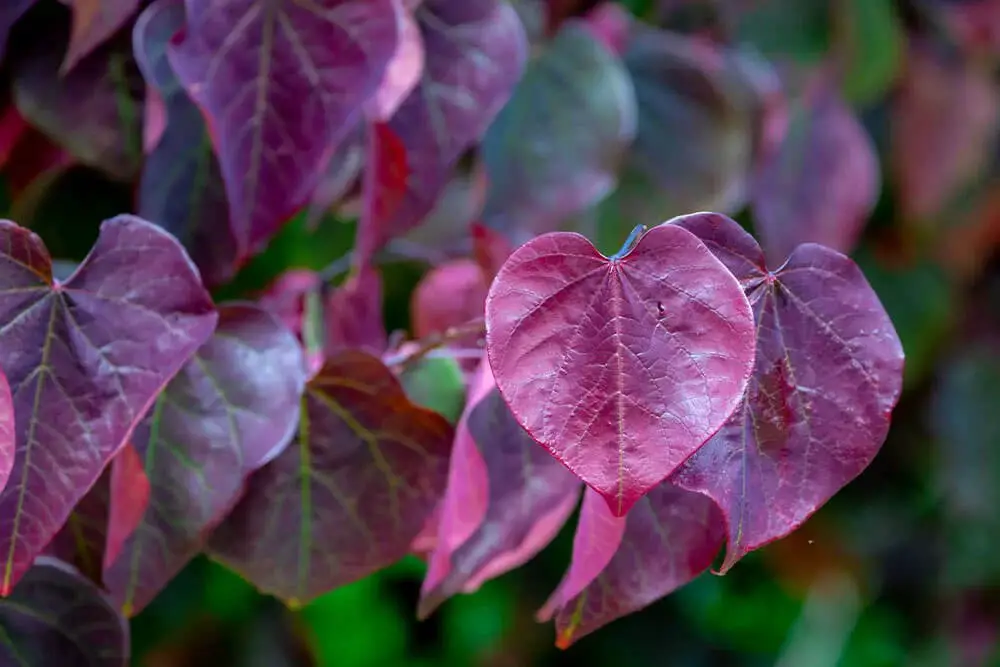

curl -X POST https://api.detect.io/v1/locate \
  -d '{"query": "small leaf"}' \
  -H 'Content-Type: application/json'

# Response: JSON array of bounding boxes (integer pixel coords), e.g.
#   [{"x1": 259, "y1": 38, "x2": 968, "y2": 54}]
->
[
  {"x1": 62, "y1": 0, "x2": 142, "y2": 74},
  {"x1": 45, "y1": 468, "x2": 111, "y2": 586},
  {"x1": 208, "y1": 350, "x2": 453, "y2": 606},
  {"x1": 0, "y1": 1, "x2": 35, "y2": 62},
  {"x1": 103, "y1": 303, "x2": 305, "y2": 616},
  {"x1": 324, "y1": 266, "x2": 387, "y2": 356},
  {"x1": 485, "y1": 224, "x2": 756, "y2": 516},
  {"x1": 411, "y1": 259, "x2": 488, "y2": 339},
  {"x1": 481, "y1": 21, "x2": 637, "y2": 235},
  {"x1": 0, "y1": 215, "x2": 217, "y2": 594},
  {"x1": 0, "y1": 558, "x2": 128, "y2": 666},
  {"x1": 167, "y1": 0, "x2": 399, "y2": 257},
  {"x1": 539, "y1": 485, "x2": 723, "y2": 648},
  {"x1": 669, "y1": 212, "x2": 904, "y2": 571}
]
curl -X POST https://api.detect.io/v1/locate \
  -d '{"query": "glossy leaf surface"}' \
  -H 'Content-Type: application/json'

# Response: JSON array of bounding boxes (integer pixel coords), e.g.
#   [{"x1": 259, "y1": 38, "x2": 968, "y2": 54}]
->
[
  {"x1": 62, "y1": 0, "x2": 142, "y2": 74},
  {"x1": 670, "y1": 212, "x2": 905, "y2": 570},
  {"x1": 0, "y1": 215, "x2": 217, "y2": 594},
  {"x1": 209, "y1": 351, "x2": 452, "y2": 605},
  {"x1": 485, "y1": 224, "x2": 756, "y2": 515}
]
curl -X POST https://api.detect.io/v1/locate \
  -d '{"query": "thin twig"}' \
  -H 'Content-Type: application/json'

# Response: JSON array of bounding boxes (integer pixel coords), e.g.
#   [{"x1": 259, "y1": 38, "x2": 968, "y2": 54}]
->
[{"x1": 384, "y1": 318, "x2": 486, "y2": 368}]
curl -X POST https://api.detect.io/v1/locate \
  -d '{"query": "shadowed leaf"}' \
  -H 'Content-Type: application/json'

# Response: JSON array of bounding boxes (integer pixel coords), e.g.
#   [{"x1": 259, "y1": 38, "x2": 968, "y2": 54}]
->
[
  {"x1": 61, "y1": 0, "x2": 142, "y2": 74},
  {"x1": 0, "y1": 1, "x2": 34, "y2": 63},
  {"x1": 103, "y1": 442, "x2": 150, "y2": 574},
  {"x1": 324, "y1": 266, "x2": 387, "y2": 356},
  {"x1": 45, "y1": 468, "x2": 111, "y2": 586}
]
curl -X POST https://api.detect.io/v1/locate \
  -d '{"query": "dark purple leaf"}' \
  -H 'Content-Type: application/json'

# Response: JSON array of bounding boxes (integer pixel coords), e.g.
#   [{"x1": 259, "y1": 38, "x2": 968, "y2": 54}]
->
[
  {"x1": 353, "y1": 122, "x2": 411, "y2": 269},
  {"x1": 44, "y1": 469, "x2": 111, "y2": 586},
  {"x1": 480, "y1": 21, "x2": 636, "y2": 235},
  {"x1": 0, "y1": 558, "x2": 128, "y2": 666},
  {"x1": 669, "y1": 212, "x2": 904, "y2": 571},
  {"x1": 167, "y1": 0, "x2": 399, "y2": 257},
  {"x1": 208, "y1": 350, "x2": 453, "y2": 606},
  {"x1": 134, "y1": 0, "x2": 239, "y2": 288},
  {"x1": 0, "y1": 1, "x2": 35, "y2": 63},
  {"x1": 539, "y1": 485, "x2": 723, "y2": 647},
  {"x1": 324, "y1": 267, "x2": 387, "y2": 356},
  {"x1": 0, "y1": 215, "x2": 217, "y2": 594},
  {"x1": 305, "y1": 124, "x2": 365, "y2": 230},
  {"x1": 62, "y1": 0, "x2": 142, "y2": 74},
  {"x1": 485, "y1": 224, "x2": 756, "y2": 516},
  {"x1": 751, "y1": 72, "x2": 879, "y2": 263}
]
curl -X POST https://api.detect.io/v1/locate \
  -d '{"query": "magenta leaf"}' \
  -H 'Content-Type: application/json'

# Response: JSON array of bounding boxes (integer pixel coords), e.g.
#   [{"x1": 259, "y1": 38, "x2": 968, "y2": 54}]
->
[
  {"x1": 134, "y1": 0, "x2": 239, "y2": 288},
  {"x1": 208, "y1": 350, "x2": 453, "y2": 606},
  {"x1": 305, "y1": 123, "x2": 365, "y2": 229},
  {"x1": 750, "y1": 73, "x2": 880, "y2": 263},
  {"x1": 353, "y1": 122, "x2": 411, "y2": 268},
  {"x1": 539, "y1": 485, "x2": 723, "y2": 648},
  {"x1": 0, "y1": 558, "x2": 128, "y2": 665},
  {"x1": 485, "y1": 224, "x2": 756, "y2": 516},
  {"x1": 369, "y1": 0, "x2": 424, "y2": 122},
  {"x1": 62, "y1": 0, "x2": 142, "y2": 74},
  {"x1": 420, "y1": 362, "x2": 580, "y2": 618},
  {"x1": 167, "y1": 0, "x2": 399, "y2": 257},
  {"x1": 45, "y1": 468, "x2": 111, "y2": 586},
  {"x1": 0, "y1": 1, "x2": 35, "y2": 63},
  {"x1": 411, "y1": 259, "x2": 488, "y2": 339},
  {"x1": 0, "y1": 215, "x2": 217, "y2": 594},
  {"x1": 102, "y1": 303, "x2": 305, "y2": 616},
  {"x1": 0, "y1": 369, "x2": 11, "y2": 494},
  {"x1": 669, "y1": 212, "x2": 905, "y2": 571}
]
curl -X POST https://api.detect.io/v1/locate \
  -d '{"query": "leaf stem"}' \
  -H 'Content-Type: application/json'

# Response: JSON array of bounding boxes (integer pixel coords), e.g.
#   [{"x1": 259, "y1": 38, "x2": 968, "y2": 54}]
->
[{"x1": 383, "y1": 318, "x2": 486, "y2": 368}]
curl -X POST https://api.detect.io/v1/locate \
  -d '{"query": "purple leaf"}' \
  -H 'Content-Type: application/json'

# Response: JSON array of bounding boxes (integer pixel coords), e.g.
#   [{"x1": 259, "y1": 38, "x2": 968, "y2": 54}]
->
[
  {"x1": 0, "y1": 215, "x2": 217, "y2": 594},
  {"x1": 751, "y1": 72, "x2": 879, "y2": 263},
  {"x1": 420, "y1": 362, "x2": 580, "y2": 617},
  {"x1": 103, "y1": 442, "x2": 151, "y2": 574},
  {"x1": 368, "y1": 0, "x2": 424, "y2": 121},
  {"x1": 324, "y1": 267, "x2": 387, "y2": 356},
  {"x1": 353, "y1": 121, "x2": 411, "y2": 269},
  {"x1": 0, "y1": 1, "x2": 35, "y2": 63},
  {"x1": 134, "y1": 0, "x2": 239, "y2": 288},
  {"x1": 539, "y1": 485, "x2": 723, "y2": 648},
  {"x1": 485, "y1": 224, "x2": 756, "y2": 516},
  {"x1": 305, "y1": 123, "x2": 365, "y2": 230},
  {"x1": 0, "y1": 558, "x2": 128, "y2": 666},
  {"x1": 167, "y1": 0, "x2": 399, "y2": 258},
  {"x1": 61, "y1": 0, "x2": 142, "y2": 74},
  {"x1": 669, "y1": 212, "x2": 904, "y2": 571},
  {"x1": 103, "y1": 303, "x2": 305, "y2": 616},
  {"x1": 481, "y1": 21, "x2": 637, "y2": 235},
  {"x1": 0, "y1": 369, "x2": 12, "y2": 493},
  {"x1": 208, "y1": 350, "x2": 453, "y2": 606},
  {"x1": 45, "y1": 469, "x2": 111, "y2": 587}
]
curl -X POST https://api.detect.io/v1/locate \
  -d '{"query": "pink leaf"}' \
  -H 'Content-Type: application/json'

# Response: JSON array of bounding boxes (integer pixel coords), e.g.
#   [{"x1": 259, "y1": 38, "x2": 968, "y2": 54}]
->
[
  {"x1": 103, "y1": 443, "x2": 150, "y2": 572},
  {"x1": 324, "y1": 266, "x2": 387, "y2": 356},
  {"x1": 411, "y1": 259, "x2": 488, "y2": 339},
  {"x1": 354, "y1": 122, "x2": 411, "y2": 269},
  {"x1": 368, "y1": 0, "x2": 425, "y2": 121}
]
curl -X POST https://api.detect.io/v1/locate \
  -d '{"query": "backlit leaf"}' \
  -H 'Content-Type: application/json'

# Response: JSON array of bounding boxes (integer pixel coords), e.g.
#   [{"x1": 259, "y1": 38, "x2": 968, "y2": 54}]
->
[
  {"x1": 485, "y1": 224, "x2": 756, "y2": 515},
  {"x1": 400, "y1": 356, "x2": 466, "y2": 424},
  {"x1": 0, "y1": 558, "x2": 128, "y2": 666},
  {"x1": 669, "y1": 212, "x2": 904, "y2": 571},
  {"x1": 62, "y1": 0, "x2": 142, "y2": 74},
  {"x1": 104, "y1": 303, "x2": 305, "y2": 616},
  {"x1": 0, "y1": 215, "x2": 217, "y2": 594},
  {"x1": 208, "y1": 350, "x2": 453, "y2": 606},
  {"x1": 167, "y1": 0, "x2": 399, "y2": 257},
  {"x1": 481, "y1": 21, "x2": 637, "y2": 235}
]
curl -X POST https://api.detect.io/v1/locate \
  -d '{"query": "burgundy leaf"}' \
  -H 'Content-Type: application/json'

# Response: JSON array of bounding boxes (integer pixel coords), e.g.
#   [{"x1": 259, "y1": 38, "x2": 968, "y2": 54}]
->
[
  {"x1": 0, "y1": 1, "x2": 35, "y2": 62},
  {"x1": 471, "y1": 222, "x2": 512, "y2": 280},
  {"x1": 324, "y1": 267, "x2": 387, "y2": 356},
  {"x1": 45, "y1": 468, "x2": 111, "y2": 586},
  {"x1": 103, "y1": 303, "x2": 305, "y2": 616},
  {"x1": 411, "y1": 259, "x2": 488, "y2": 339},
  {"x1": 420, "y1": 362, "x2": 580, "y2": 617},
  {"x1": 167, "y1": 0, "x2": 399, "y2": 257},
  {"x1": 0, "y1": 106, "x2": 29, "y2": 168},
  {"x1": 134, "y1": 0, "x2": 239, "y2": 288},
  {"x1": 61, "y1": 0, "x2": 142, "y2": 74},
  {"x1": 539, "y1": 485, "x2": 723, "y2": 648},
  {"x1": 0, "y1": 215, "x2": 217, "y2": 594},
  {"x1": 485, "y1": 224, "x2": 756, "y2": 515},
  {"x1": 103, "y1": 443, "x2": 150, "y2": 573},
  {"x1": 751, "y1": 73, "x2": 879, "y2": 263},
  {"x1": 354, "y1": 122, "x2": 411, "y2": 269},
  {"x1": 208, "y1": 350, "x2": 452, "y2": 606},
  {"x1": 669, "y1": 212, "x2": 905, "y2": 571},
  {"x1": 0, "y1": 558, "x2": 128, "y2": 666}
]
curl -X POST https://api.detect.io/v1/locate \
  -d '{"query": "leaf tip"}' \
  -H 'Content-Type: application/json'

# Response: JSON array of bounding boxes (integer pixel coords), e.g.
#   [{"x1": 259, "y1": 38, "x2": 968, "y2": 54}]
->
[{"x1": 416, "y1": 590, "x2": 443, "y2": 621}]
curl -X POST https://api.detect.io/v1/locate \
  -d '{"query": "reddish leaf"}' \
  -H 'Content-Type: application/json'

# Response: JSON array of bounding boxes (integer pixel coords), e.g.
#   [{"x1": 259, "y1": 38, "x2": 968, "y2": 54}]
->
[
  {"x1": 1, "y1": 125, "x2": 72, "y2": 199},
  {"x1": 167, "y1": 0, "x2": 399, "y2": 257},
  {"x1": 0, "y1": 1, "x2": 35, "y2": 62},
  {"x1": 411, "y1": 259, "x2": 488, "y2": 339},
  {"x1": 208, "y1": 350, "x2": 453, "y2": 606},
  {"x1": 751, "y1": 72, "x2": 879, "y2": 263},
  {"x1": 305, "y1": 124, "x2": 366, "y2": 229},
  {"x1": 539, "y1": 485, "x2": 723, "y2": 648},
  {"x1": 0, "y1": 558, "x2": 129, "y2": 666},
  {"x1": 420, "y1": 362, "x2": 580, "y2": 617},
  {"x1": 471, "y1": 222, "x2": 512, "y2": 280},
  {"x1": 103, "y1": 443, "x2": 150, "y2": 574},
  {"x1": 485, "y1": 224, "x2": 756, "y2": 515},
  {"x1": 45, "y1": 468, "x2": 111, "y2": 586},
  {"x1": 0, "y1": 215, "x2": 217, "y2": 594},
  {"x1": 103, "y1": 304, "x2": 305, "y2": 616},
  {"x1": 324, "y1": 267, "x2": 387, "y2": 356},
  {"x1": 257, "y1": 269, "x2": 321, "y2": 341},
  {"x1": 61, "y1": 0, "x2": 142, "y2": 74},
  {"x1": 581, "y1": 2, "x2": 631, "y2": 56},
  {"x1": 369, "y1": 0, "x2": 425, "y2": 121},
  {"x1": 669, "y1": 212, "x2": 905, "y2": 571},
  {"x1": 0, "y1": 106, "x2": 28, "y2": 168},
  {"x1": 354, "y1": 122, "x2": 411, "y2": 269}
]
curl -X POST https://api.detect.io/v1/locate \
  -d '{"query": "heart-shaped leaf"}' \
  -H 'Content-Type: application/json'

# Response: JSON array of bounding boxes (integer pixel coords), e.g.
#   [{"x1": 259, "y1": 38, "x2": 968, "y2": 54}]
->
[
  {"x1": 208, "y1": 350, "x2": 453, "y2": 606},
  {"x1": 0, "y1": 558, "x2": 128, "y2": 666},
  {"x1": 103, "y1": 303, "x2": 305, "y2": 616},
  {"x1": 62, "y1": 0, "x2": 142, "y2": 74},
  {"x1": 669, "y1": 212, "x2": 905, "y2": 571},
  {"x1": 167, "y1": 0, "x2": 399, "y2": 257},
  {"x1": 0, "y1": 215, "x2": 217, "y2": 594},
  {"x1": 485, "y1": 224, "x2": 756, "y2": 515}
]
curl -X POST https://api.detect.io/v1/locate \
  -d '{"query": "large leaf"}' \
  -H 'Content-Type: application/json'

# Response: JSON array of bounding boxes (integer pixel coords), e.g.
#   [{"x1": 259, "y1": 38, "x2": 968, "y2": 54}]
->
[
  {"x1": 208, "y1": 350, "x2": 453, "y2": 606},
  {"x1": 167, "y1": 0, "x2": 399, "y2": 257},
  {"x1": 480, "y1": 21, "x2": 636, "y2": 235},
  {"x1": 539, "y1": 485, "x2": 723, "y2": 647},
  {"x1": 134, "y1": 0, "x2": 238, "y2": 288},
  {"x1": 0, "y1": 215, "x2": 217, "y2": 594},
  {"x1": 669, "y1": 212, "x2": 904, "y2": 571},
  {"x1": 61, "y1": 0, "x2": 142, "y2": 74},
  {"x1": 485, "y1": 224, "x2": 756, "y2": 515},
  {"x1": 0, "y1": 558, "x2": 128, "y2": 666}
]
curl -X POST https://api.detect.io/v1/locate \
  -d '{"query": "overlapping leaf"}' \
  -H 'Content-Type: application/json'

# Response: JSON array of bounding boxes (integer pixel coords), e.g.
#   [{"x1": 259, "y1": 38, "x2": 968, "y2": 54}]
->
[
  {"x1": 369, "y1": 0, "x2": 424, "y2": 121},
  {"x1": 485, "y1": 224, "x2": 756, "y2": 515},
  {"x1": 208, "y1": 350, "x2": 453, "y2": 606},
  {"x1": 480, "y1": 21, "x2": 636, "y2": 235},
  {"x1": 0, "y1": 369, "x2": 11, "y2": 494},
  {"x1": 45, "y1": 467, "x2": 111, "y2": 585},
  {"x1": 324, "y1": 267, "x2": 387, "y2": 356},
  {"x1": 353, "y1": 122, "x2": 410, "y2": 268},
  {"x1": 539, "y1": 485, "x2": 723, "y2": 647},
  {"x1": 167, "y1": 0, "x2": 399, "y2": 257},
  {"x1": 103, "y1": 303, "x2": 305, "y2": 616},
  {"x1": 0, "y1": 215, "x2": 217, "y2": 594},
  {"x1": 411, "y1": 259, "x2": 488, "y2": 339},
  {"x1": 0, "y1": 558, "x2": 128, "y2": 666},
  {"x1": 61, "y1": 0, "x2": 142, "y2": 74},
  {"x1": 669, "y1": 212, "x2": 905, "y2": 571}
]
